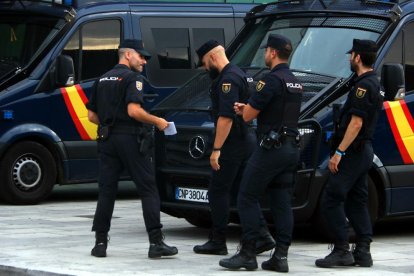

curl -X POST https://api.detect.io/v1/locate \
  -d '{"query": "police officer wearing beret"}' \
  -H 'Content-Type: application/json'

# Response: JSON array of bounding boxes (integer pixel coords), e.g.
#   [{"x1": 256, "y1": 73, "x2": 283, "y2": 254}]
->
[
  {"x1": 315, "y1": 39, "x2": 383, "y2": 268},
  {"x1": 220, "y1": 34, "x2": 302, "y2": 272},
  {"x1": 86, "y1": 39, "x2": 178, "y2": 259},
  {"x1": 193, "y1": 40, "x2": 275, "y2": 256}
]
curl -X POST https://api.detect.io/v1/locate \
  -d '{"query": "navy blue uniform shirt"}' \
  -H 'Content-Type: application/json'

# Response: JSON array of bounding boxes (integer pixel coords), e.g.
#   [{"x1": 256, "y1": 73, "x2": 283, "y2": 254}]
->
[
  {"x1": 210, "y1": 63, "x2": 248, "y2": 134},
  {"x1": 86, "y1": 64, "x2": 144, "y2": 127},
  {"x1": 338, "y1": 70, "x2": 383, "y2": 142},
  {"x1": 249, "y1": 63, "x2": 302, "y2": 133}
]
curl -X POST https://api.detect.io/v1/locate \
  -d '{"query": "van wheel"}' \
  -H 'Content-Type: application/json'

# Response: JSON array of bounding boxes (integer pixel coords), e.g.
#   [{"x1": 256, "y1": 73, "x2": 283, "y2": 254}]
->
[
  {"x1": 313, "y1": 177, "x2": 378, "y2": 242},
  {"x1": 184, "y1": 213, "x2": 212, "y2": 228},
  {"x1": 0, "y1": 141, "x2": 57, "y2": 205}
]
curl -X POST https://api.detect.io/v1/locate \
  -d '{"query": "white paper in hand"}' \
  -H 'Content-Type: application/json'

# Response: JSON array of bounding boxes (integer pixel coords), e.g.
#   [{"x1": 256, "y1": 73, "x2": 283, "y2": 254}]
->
[{"x1": 164, "y1": 122, "x2": 177, "y2": 135}]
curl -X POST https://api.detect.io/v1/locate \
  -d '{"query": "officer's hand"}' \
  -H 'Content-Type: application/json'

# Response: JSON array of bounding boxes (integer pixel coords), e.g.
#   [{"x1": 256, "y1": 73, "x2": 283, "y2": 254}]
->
[
  {"x1": 156, "y1": 118, "x2": 169, "y2": 131},
  {"x1": 329, "y1": 154, "x2": 341, "y2": 174},
  {"x1": 210, "y1": 150, "x2": 221, "y2": 171},
  {"x1": 234, "y1": 102, "x2": 245, "y2": 116}
]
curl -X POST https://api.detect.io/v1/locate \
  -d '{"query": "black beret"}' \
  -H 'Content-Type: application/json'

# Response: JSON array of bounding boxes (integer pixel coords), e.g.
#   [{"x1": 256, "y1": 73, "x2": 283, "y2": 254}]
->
[
  {"x1": 347, "y1": 39, "x2": 377, "y2": 54},
  {"x1": 260, "y1": 34, "x2": 292, "y2": 51},
  {"x1": 196, "y1": 39, "x2": 220, "y2": 66},
  {"x1": 119, "y1": 39, "x2": 151, "y2": 60}
]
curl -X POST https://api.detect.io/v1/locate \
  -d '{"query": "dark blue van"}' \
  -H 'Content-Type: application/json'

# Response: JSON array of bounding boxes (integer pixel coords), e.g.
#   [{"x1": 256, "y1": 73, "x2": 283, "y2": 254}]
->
[
  {"x1": 0, "y1": 0, "x2": 265, "y2": 204},
  {"x1": 153, "y1": 0, "x2": 414, "y2": 236}
]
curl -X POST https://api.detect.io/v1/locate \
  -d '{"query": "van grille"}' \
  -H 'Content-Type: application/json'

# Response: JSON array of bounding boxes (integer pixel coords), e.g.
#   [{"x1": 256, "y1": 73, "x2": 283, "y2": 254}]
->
[
  {"x1": 162, "y1": 127, "x2": 213, "y2": 169},
  {"x1": 158, "y1": 119, "x2": 321, "y2": 173}
]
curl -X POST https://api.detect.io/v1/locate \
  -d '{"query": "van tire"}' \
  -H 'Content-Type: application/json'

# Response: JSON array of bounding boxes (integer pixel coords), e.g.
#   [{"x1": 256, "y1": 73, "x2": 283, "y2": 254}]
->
[
  {"x1": 0, "y1": 141, "x2": 57, "y2": 205},
  {"x1": 313, "y1": 176, "x2": 378, "y2": 242}
]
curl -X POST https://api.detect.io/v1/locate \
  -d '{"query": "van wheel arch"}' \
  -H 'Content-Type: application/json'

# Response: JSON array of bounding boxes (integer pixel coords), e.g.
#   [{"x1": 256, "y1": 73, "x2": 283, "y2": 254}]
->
[
  {"x1": 0, "y1": 141, "x2": 57, "y2": 204},
  {"x1": 312, "y1": 176, "x2": 379, "y2": 242}
]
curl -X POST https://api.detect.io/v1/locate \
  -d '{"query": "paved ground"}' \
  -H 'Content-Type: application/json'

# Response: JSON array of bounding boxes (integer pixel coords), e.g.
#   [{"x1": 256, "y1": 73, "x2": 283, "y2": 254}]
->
[{"x1": 1, "y1": 182, "x2": 414, "y2": 276}]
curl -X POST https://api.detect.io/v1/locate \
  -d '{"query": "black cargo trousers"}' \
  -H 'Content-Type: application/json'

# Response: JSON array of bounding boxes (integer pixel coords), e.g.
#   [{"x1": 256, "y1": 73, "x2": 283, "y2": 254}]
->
[
  {"x1": 238, "y1": 137, "x2": 300, "y2": 246},
  {"x1": 208, "y1": 129, "x2": 257, "y2": 237},
  {"x1": 92, "y1": 133, "x2": 162, "y2": 233},
  {"x1": 321, "y1": 142, "x2": 374, "y2": 243}
]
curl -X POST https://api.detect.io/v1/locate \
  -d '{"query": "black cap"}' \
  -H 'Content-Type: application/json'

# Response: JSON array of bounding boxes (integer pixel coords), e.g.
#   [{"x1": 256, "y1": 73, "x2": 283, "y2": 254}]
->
[
  {"x1": 347, "y1": 39, "x2": 377, "y2": 54},
  {"x1": 119, "y1": 39, "x2": 151, "y2": 60},
  {"x1": 196, "y1": 39, "x2": 220, "y2": 67},
  {"x1": 260, "y1": 34, "x2": 292, "y2": 51}
]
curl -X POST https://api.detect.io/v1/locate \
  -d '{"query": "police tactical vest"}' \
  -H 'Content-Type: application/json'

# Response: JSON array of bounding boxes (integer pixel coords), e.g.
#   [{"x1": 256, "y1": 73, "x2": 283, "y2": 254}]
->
[{"x1": 257, "y1": 68, "x2": 303, "y2": 134}]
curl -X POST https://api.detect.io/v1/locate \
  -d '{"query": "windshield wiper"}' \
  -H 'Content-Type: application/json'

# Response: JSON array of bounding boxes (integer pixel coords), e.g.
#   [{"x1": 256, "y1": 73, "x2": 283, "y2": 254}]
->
[{"x1": 0, "y1": 59, "x2": 22, "y2": 82}]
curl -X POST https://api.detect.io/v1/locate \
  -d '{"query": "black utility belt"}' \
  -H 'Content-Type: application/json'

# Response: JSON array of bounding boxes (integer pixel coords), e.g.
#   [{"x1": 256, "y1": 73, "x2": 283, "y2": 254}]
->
[
  {"x1": 111, "y1": 125, "x2": 142, "y2": 134},
  {"x1": 259, "y1": 130, "x2": 300, "y2": 150}
]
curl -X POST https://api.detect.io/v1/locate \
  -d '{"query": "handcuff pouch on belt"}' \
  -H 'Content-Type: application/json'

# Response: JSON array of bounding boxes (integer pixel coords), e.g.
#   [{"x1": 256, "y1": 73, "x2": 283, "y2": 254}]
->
[{"x1": 97, "y1": 125, "x2": 111, "y2": 141}]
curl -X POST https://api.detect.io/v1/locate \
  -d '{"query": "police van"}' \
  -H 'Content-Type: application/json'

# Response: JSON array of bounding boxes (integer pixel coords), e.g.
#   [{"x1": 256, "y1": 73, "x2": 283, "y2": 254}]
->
[
  {"x1": 0, "y1": 0, "x2": 268, "y2": 204},
  {"x1": 152, "y1": 0, "x2": 414, "y2": 235}
]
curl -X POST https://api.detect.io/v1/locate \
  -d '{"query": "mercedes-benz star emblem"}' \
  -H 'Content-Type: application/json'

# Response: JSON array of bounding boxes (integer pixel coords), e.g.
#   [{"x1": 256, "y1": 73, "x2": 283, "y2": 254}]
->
[{"x1": 188, "y1": 135, "x2": 206, "y2": 159}]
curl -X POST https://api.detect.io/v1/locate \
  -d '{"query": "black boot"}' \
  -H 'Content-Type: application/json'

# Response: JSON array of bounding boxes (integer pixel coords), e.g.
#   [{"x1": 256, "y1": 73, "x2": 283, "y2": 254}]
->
[
  {"x1": 352, "y1": 241, "x2": 373, "y2": 267},
  {"x1": 148, "y1": 229, "x2": 178, "y2": 258},
  {"x1": 91, "y1": 232, "x2": 108, "y2": 258},
  {"x1": 256, "y1": 227, "x2": 276, "y2": 254},
  {"x1": 219, "y1": 239, "x2": 257, "y2": 270},
  {"x1": 315, "y1": 243, "x2": 355, "y2": 268},
  {"x1": 194, "y1": 231, "x2": 227, "y2": 255},
  {"x1": 262, "y1": 244, "x2": 289, "y2": 272}
]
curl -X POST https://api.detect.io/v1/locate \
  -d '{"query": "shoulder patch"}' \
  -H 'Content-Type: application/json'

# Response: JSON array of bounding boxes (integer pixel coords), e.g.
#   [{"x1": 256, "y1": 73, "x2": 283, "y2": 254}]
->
[
  {"x1": 355, "y1": 87, "x2": 367, "y2": 98},
  {"x1": 256, "y1": 80, "x2": 266, "y2": 92},
  {"x1": 136, "y1": 81, "x2": 143, "y2": 91},
  {"x1": 222, "y1": 83, "x2": 231, "y2": 93}
]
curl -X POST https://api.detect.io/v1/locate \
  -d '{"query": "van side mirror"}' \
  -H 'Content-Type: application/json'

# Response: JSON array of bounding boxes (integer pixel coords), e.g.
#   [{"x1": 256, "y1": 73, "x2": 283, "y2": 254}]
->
[
  {"x1": 381, "y1": 63, "x2": 405, "y2": 101},
  {"x1": 56, "y1": 55, "x2": 75, "y2": 87}
]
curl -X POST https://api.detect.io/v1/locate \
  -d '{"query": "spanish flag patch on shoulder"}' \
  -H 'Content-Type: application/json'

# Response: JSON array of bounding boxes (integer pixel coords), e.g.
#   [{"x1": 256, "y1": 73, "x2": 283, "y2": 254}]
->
[{"x1": 356, "y1": 87, "x2": 367, "y2": 98}]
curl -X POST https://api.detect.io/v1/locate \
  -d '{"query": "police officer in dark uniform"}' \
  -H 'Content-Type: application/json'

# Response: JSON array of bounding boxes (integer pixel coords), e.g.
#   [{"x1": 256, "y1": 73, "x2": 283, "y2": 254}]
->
[
  {"x1": 86, "y1": 39, "x2": 178, "y2": 259},
  {"x1": 219, "y1": 34, "x2": 302, "y2": 272},
  {"x1": 315, "y1": 39, "x2": 383, "y2": 268},
  {"x1": 193, "y1": 40, "x2": 275, "y2": 255}
]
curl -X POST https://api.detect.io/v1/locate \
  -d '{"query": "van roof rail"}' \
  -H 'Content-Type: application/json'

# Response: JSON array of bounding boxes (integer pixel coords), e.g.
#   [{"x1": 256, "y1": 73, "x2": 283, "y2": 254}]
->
[{"x1": 246, "y1": 0, "x2": 402, "y2": 21}]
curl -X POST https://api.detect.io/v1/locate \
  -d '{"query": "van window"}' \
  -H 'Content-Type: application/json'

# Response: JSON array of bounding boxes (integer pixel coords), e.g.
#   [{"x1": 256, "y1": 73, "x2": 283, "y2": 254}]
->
[
  {"x1": 383, "y1": 22, "x2": 414, "y2": 93},
  {"x1": 152, "y1": 27, "x2": 225, "y2": 70},
  {"x1": 0, "y1": 15, "x2": 64, "y2": 80},
  {"x1": 63, "y1": 20, "x2": 121, "y2": 82},
  {"x1": 152, "y1": 28, "x2": 191, "y2": 69},
  {"x1": 404, "y1": 22, "x2": 414, "y2": 92},
  {"x1": 141, "y1": 17, "x2": 232, "y2": 87}
]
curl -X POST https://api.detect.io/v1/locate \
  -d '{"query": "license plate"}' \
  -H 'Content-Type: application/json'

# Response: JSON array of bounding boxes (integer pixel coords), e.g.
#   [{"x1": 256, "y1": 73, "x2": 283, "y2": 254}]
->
[{"x1": 175, "y1": 187, "x2": 209, "y2": 203}]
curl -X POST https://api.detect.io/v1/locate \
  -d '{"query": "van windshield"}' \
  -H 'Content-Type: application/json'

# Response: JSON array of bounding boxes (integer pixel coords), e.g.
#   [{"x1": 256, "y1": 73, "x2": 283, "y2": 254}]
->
[
  {"x1": 232, "y1": 16, "x2": 385, "y2": 78},
  {"x1": 0, "y1": 15, "x2": 64, "y2": 80}
]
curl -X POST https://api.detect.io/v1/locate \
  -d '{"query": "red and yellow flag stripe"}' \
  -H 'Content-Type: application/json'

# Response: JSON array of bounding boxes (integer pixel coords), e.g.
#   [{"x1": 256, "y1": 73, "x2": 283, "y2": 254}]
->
[
  {"x1": 384, "y1": 100, "x2": 414, "y2": 164},
  {"x1": 60, "y1": 84, "x2": 97, "y2": 140}
]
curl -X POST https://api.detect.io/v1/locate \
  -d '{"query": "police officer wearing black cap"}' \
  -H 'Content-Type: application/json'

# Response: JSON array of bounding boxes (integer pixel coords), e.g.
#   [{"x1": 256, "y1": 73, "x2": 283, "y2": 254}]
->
[
  {"x1": 219, "y1": 34, "x2": 302, "y2": 272},
  {"x1": 193, "y1": 40, "x2": 275, "y2": 256},
  {"x1": 315, "y1": 39, "x2": 383, "y2": 268},
  {"x1": 86, "y1": 39, "x2": 178, "y2": 259}
]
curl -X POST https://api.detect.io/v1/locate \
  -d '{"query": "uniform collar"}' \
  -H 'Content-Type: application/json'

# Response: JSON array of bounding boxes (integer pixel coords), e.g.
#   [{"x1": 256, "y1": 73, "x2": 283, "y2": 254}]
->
[
  {"x1": 354, "y1": 70, "x2": 376, "y2": 82},
  {"x1": 219, "y1": 63, "x2": 232, "y2": 76},
  {"x1": 270, "y1": 63, "x2": 289, "y2": 72},
  {"x1": 114, "y1": 64, "x2": 131, "y2": 70}
]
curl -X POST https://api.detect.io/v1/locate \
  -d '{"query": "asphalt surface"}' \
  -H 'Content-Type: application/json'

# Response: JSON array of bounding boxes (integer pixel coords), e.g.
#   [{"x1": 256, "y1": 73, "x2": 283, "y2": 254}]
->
[{"x1": 1, "y1": 182, "x2": 414, "y2": 276}]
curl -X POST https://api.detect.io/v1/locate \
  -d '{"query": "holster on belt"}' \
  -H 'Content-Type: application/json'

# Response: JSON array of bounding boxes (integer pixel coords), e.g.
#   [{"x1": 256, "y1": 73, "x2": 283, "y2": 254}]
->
[
  {"x1": 137, "y1": 125, "x2": 154, "y2": 155},
  {"x1": 97, "y1": 125, "x2": 111, "y2": 141}
]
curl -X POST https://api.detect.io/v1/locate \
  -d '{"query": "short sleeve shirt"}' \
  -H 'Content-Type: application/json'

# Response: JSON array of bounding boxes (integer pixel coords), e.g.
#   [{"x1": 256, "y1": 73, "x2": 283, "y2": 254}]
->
[
  {"x1": 86, "y1": 64, "x2": 144, "y2": 126},
  {"x1": 248, "y1": 63, "x2": 288, "y2": 129},
  {"x1": 338, "y1": 71, "x2": 383, "y2": 141},
  {"x1": 211, "y1": 63, "x2": 247, "y2": 122}
]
